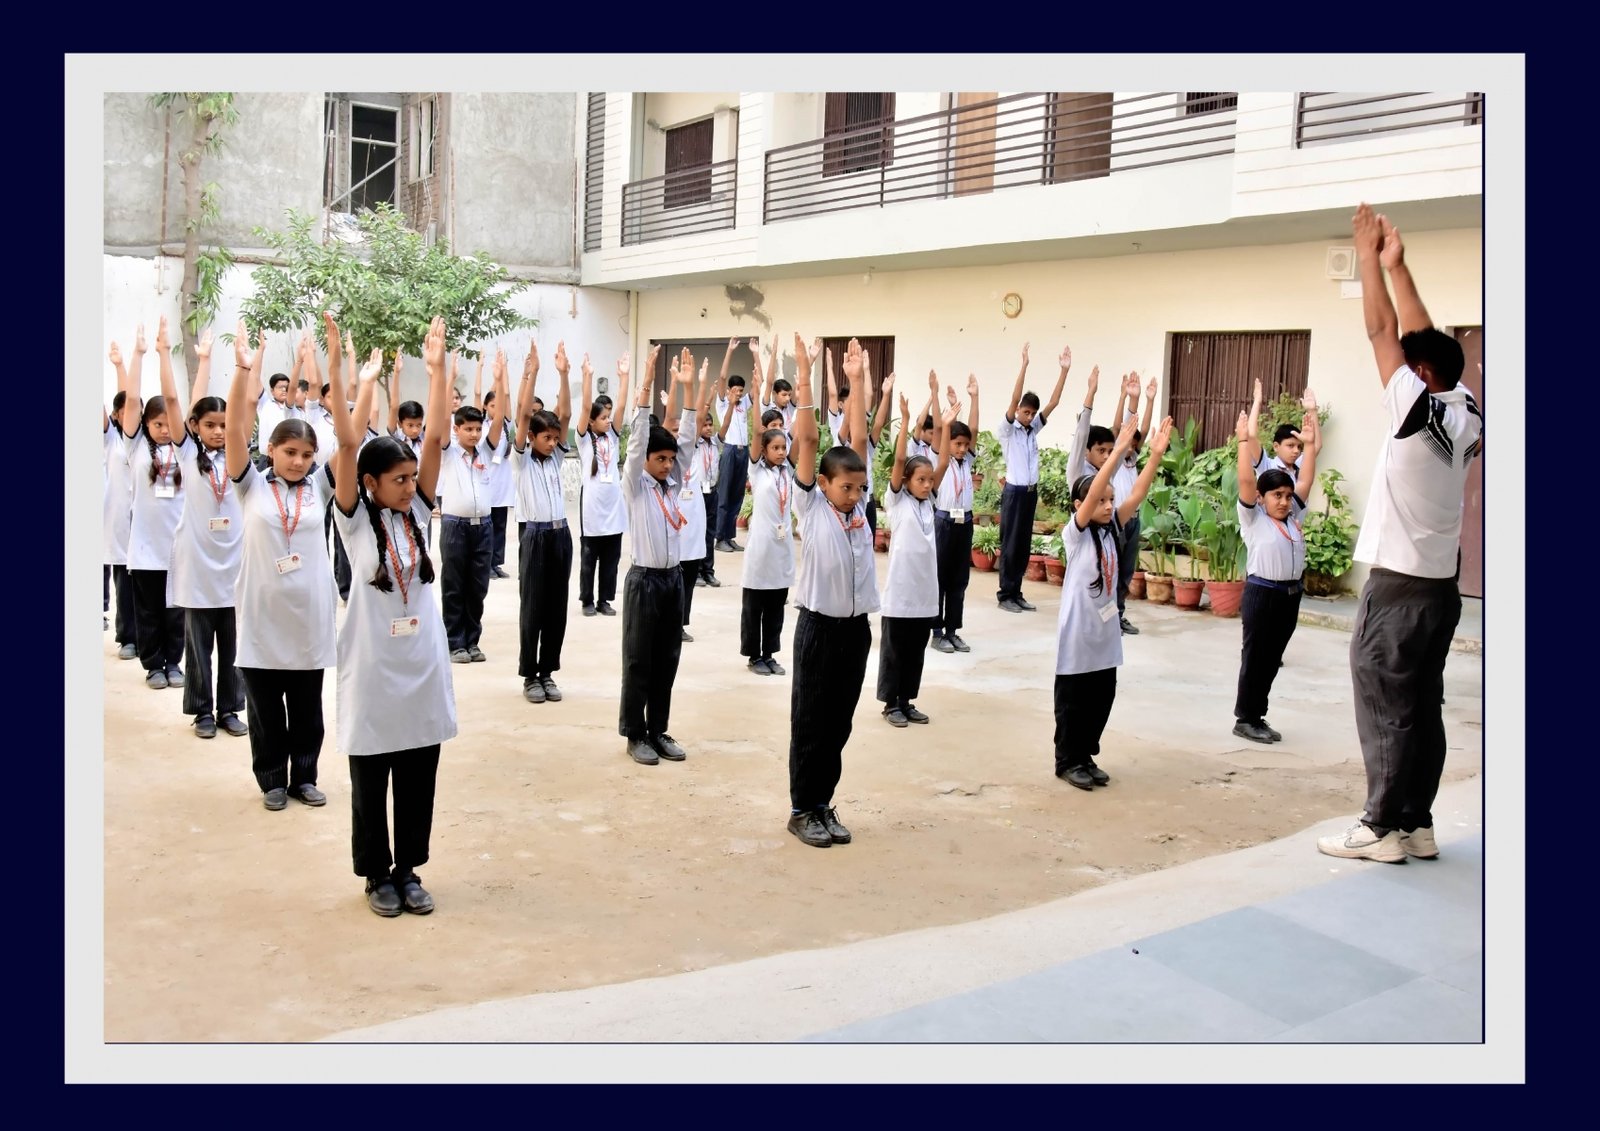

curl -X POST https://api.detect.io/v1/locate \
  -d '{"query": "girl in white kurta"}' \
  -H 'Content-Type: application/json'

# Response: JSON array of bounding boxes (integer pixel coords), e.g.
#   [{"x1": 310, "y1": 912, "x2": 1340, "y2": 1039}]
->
[
  {"x1": 329, "y1": 315, "x2": 457, "y2": 918},
  {"x1": 576, "y1": 349, "x2": 629, "y2": 616},
  {"x1": 877, "y1": 391, "x2": 957, "y2": 726},
  {"x1": 158, "y1": 329, "x2": 248, "y2": 740},
  {"x1": 225, "y1": 320, "x2": 341, "y2": 814},
  {"x1": 741, "y1": 388, "x2": 796, "y2": 676},
  {"x1": 1052, "y1": 415, "x2": 1172, "y2": 791},
  {"x1": 105, "y1": 340, "x2": 139, "y2": 657}
]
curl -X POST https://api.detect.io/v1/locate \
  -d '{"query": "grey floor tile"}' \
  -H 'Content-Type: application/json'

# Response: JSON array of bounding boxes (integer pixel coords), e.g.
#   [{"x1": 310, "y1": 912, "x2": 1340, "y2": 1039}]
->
[
  {"x1": 972, "y1": 948, "x2": 1290, "y2": 1042},
  {"x1": 1363, "y1": 834, "x2": 1484, "y2": 905},
  {"x1": 804, "y1": 993, "x2": 1045, "y2": 1043},
  {"x1": 1430, "y1": 955, "x2": 1484, "y2": 995},
  {"x1": 1130, "y1": 906, "x2": 1419, "y2": 1027},
  {"x1": 1263, "y1": 869, "x2": 1481, "y2": 975},
  {"x1": 1272, "y1": 975, "x2": 1482, "y2": 1043}
]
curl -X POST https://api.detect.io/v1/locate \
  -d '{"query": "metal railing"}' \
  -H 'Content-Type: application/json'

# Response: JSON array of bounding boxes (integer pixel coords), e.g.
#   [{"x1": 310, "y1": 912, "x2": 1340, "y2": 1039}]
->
[
  {"x1": 762, "y1": 92, "x2": 1237, "y2": 224},
  {"x1": 620, "y1": 159, "x2": 738, "y2": 246},
  {"x1": 1295, "y1": 92, "x2": 1484, "y2": 147}
]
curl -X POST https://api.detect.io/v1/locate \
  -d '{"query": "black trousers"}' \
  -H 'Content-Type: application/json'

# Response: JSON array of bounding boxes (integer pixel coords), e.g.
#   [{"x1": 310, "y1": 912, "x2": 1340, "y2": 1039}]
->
[
  {"x1": 239, "y1": 667, "x2": 324, "y2": 792},
  {"x1": 103, "y1": 564, "x2": 110, "y2": 613},
  {"x1": 130, "y1": 568, "x2": 184, "y2": 672},
  {"x1": 788, "y1": 609, "x2": 871, "y2": 811},
  {"x1": 1351, "y1": 569, "x2": 1462, "y2": 833},
  {"x1": 933, "y1": 516, "x2": 974, "y2": 637},
  {"x1": 325, "y1": 503, "x2": 351, "y2": 602},
  {"x1": 715, "y1": 445, "x2": 749, "y2": 541},
  {"x1": 348, "y1": 745, "x2": 440, "y2": 879},
  {"x1": 877, "y1": 616, "x2": 932, "y2": 707},
  {"x1": 680, "y1": 559, "x2": 701, "y2": 625},
  {"x1": 741, "y1": 587, "x2": 788, "y2": 657},
  {"x1": 1053, "y1": 668, "x2": 1117, "y2": 774},
  {"x1": 701, "y1": 492, "x2": 717, "y2": 574},
  {"x1": 580, "y1": 532, "x2": 622, "y2": 607},
  {"x1": 1117, "y1": 514, "x2": 1142, "y2": 616},
  {"x1": 182, "y1": 606, "x2": 244, "y2": 719},
  {"x1": 440, "y1": 515, "x2": 493, "y2": 650},
  {"x1": 518, "y1": 524, "x2": 573, "y2": 679},
  {"x1": 1234, "y1": 580, "x2": 1301, "y2": 723},
  {"x1": 997, "y1": 484, "x2": 1038, "y2": 602},
  {"x1": 864, "y1": 497, "x2": 879, "y2": 546},
  {"x1": 490, "y1": 506, "x2": 510, "y2": 568},
  {"x1": 111, "y1": 563, "x2": 136, "y2": 645},
  {"x1": 618, "y1": 565, "x2": 684, "y2": 739}
]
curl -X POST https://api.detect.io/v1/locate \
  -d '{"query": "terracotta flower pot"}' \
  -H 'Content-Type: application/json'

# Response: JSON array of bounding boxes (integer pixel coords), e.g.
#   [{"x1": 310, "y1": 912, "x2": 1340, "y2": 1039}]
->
[
  {"x1": 736, "y1": 516, "x2": 749, "y2": 529},
  {"x1": 1304, "y1": 570, "x2": 1342, "y2": 597},
  {"x1": 1025, "y1": 554, "x2": 1049, "y2": 583},
  {"x1": 1045, "y1": 558, "x2": 1065, "y2": 586},
  {"x1": 1205, "y1": 579, "x2": 1245, "y2": 617},
  {"x1": 874, "y1": 528, "x2": 890, "y2": 552},
  {"x1": 971, "y1": 472, "x2": 985, "y2": 491},
  {"x1": 1173, "y1": 578, "x2": 1205, "y2": 609},
  {"x1": 971, "y1": 549, "x2": 997, "y2": 571},
  {"x1": 1128, "y1": 570, "x2": 1147, "y2": 600},
  {"x1": 1032, "y1": 520, "x2": 1056, "y2": 535},
  {"x1": 1144, "y1": 574, "x2": 1175, "y2": 604}
]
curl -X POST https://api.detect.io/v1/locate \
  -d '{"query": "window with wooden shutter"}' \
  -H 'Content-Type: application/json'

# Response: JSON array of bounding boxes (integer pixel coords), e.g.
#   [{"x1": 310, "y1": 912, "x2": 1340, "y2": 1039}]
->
[
  {"x1": 664, "y1": 118, "x2": 714, "y2": 209},
  {"x1": 1045, "y1": 93, "x2": 1112, "y2": 184},
  {"x1": 1183, "y1": 92, "x2": 1239, "y2": 116},
  {"x1": 819, "y1": 336, "x2": 896, "y2": 420},
  {"x1": 1166, "y1": 331, "x2": 1310, "y2": 451},
  {"x1": 823, "y1": 93, "x2": 896, "y2": 177},
  {"x1": 584, "y1": 93, "x2": 605, "y2": 252}
]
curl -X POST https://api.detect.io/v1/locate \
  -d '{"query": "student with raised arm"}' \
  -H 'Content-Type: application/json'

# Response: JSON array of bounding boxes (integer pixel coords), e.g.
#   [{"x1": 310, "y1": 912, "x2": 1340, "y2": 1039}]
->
[
  {"x1": 226, "y1": 317, "x2": 337, "y2": 812},
  {"x1": 1053, "y1": 414, "x2": 1173, "y2": 790},
  {"x1": 388, "y1": 351, "x2": 426, "y2": 462},
  {"x1": 691, "y1": 361, "x2": 724, "y2": 587},
  {"x1": 436, "y1": 347, "x2": 504, "y2": 663},
  {"x1": 105, "y1": 338, "x2": 141, "y2": 660},
  {"x1": 758, "y1": 334, "x2": 796, "y2": 441},
  {"x1": 713, "y1": 337, "x2": 757, "y2": 552},
  {"x1": 740, "y1": 347, "x2": 797, "y2": 675},
  {"x1": 1231, "y1": 407, "x2": 1318, "y2": 746},
  {"x1": 1246, "y1": 378, "x2": 1323, "y2": 478},
  {"x1": 1317, "y1": 205, "x2": 1483, "y2": 866},
  {"x1": 477, "y1": 351, "x2": 516, "y2": 580},
  {"x1": 996, "y1": 342, "x2": 1070, "y2": 614},
  {"x1": 906, "y1": 374, "x2": 938, "y2": 462},
  {"x1": 673, "y1": 353, "x2": 714, "y2": 642},
  {"x1": 878, "y1": 389, "x2": 959, "y2": 727},
  {"x1": 121, "y1": 318, "x2": 188, "y2": 690},
  {"x1": 931, "y1": 373, "x2": 980, "y2": 654},
  {"x1": 786, "y1": 335, "x2": 878, "y2": 849},
  {"x1": 512, "y1": 341, "x2": 574, "y2": 705},
  {"x1": 1109, "y1": 372, "x2": 1155, "y2": 635},
  {"x1": 618, "y1": 345, "x2": 694, "y2": 767},
  {"x1": 162, "y1": 327, "x2": 249, "y2": 739},
  {"x1": 576, "y1": 343, "x2": 627, "y2": 616}
]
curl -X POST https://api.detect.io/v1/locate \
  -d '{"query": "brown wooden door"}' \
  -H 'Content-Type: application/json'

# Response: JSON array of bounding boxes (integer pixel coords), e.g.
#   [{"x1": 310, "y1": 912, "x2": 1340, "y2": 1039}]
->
[
  {"x1": 1167, "y1": 330, "x2": 1311, "y2": 451},
  {"x1": 1047, "y1": 93, "x2": 1112, "y2": 183},
  {"x1": 824, "y1": 93, "x2": 896, "y2": 177},
  {"x1": 1454, "y1": 326, "x2": 1484, "y2": 598},
  {"x1": 951, "y1": 92, "x2": 998, "y2": 197},
  {"x1": 820, "y1": 336, "x2": 896, "y2": 425},
  {"x1": 664, "y1": 118, "x2": 714, "y2": 209}
]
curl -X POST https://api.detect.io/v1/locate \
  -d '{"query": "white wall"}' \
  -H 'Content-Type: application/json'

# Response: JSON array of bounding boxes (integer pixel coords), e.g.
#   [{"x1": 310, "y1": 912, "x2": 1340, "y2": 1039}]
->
[
  {"x1": 631, "y1": 228, "x2": 1484, "y2": 589},
  {"x1": 101, "y1": 254, "x2": 631, "y2": 412}
]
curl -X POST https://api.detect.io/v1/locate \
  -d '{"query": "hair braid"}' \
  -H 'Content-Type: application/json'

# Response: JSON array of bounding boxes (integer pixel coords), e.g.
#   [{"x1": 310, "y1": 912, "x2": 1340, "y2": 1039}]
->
[{"x1": 364, "y1": 493, "x2": 395, "y2": 593}]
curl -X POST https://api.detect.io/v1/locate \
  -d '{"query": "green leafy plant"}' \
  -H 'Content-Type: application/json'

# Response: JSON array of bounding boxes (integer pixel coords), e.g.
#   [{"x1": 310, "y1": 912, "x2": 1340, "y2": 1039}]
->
[
  {"x1": 1194, "y1": 480, "x2": 1247, "y2": 583},
  {"x1": 871, "y1": 432, "x2": 895, "y2": 507},
  {"x1": 1138, "y1": 484, "x2": 1178, "y2": 577},
  {"x1": 1174, "y1": 487, "x2": 1211, "y2": 579},
  {"x1": 1158, "y1": 418, "x2": 1200, "y2": 487},
  {"x1": 972, "y1": 476, "x2": 1002, "y2": 516},
  {"x1": 1258, "y1": 391, "x2": 1331, "y2": 444},
  {"x1": 739, "y1": 492, "x2": 754, "y2": 521},
  {"x1": 237, "y1": 205, "x2": 535, "y2": 387},
  {"x1": 1303, "y1": 468, "x2": 1359, "y2": 583},
  {"x1": 972, "y1": 430, "x2": 1005, "y2": 481},
  {"x1": 1036, "y1": 448, "x2": 1074, "y2": 514},
  {"x1": 971, "y1": 524, "x2": 1001, "y2": 555}
]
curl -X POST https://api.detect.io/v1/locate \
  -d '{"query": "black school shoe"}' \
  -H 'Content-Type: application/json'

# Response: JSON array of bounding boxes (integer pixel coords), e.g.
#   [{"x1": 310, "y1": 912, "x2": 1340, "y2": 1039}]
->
[
  {"x1": 998, "y1": 599, "x2": 1025, "y2": 614},
  {"x1": 883, "y1": 707, "x2": 909, "y2": 728},
  {"x1": 701, "y1": 573, "x2": 722, "y2": 587},
  {"x1": 1015, "y1": 598, "x2": 1037, "y2": 612},
  {"x1": 787, "y1": 810, "x2": 832, "y2": 848},
  {"x1": 1085, "y1": 759, "x2": 1110, "y2": 786},
  {"x1": 1057, "y1": 766, "x2": 1096, "y2": 791},
  {"x1": 597, "y1": 602, "x2": 617, "y2": 617},
  {"x1": 628, "y1": 739, "x2": 660, "y2": 765},
  {"x1": 949, "y1": 634, "x2": 971, "y2": 653},
  {"x1": 365, "y1": 877, "x2": 402, "y2": 918},
  {"x1": 582, "y1": 604, "x2": 598, "y2": 617},
  {"x1": 1232, "y1": 720, "x2": 1275, "y2": 744},
  {"x1": 1259, "y1": 720, "x2": 1282, "y2": 742},
  {"x1": 193, "y1": 714, "x2": 218, "y2": 739},
  {"x1": 931, "y1": 635, "x2": 955, "y2": 653},
  {"x1": 748, "y1": 657, "x2": 773, "y2": 676},
  {"x1": 764, "y1": 656, "x2": 785, "y2": 675},
  {"x1": 292, "y1": 783, "x2": 327, "y2": 806},
  {"x1": 541, "y1": 677, "x2": 563, "y2": 702},
  {"x1": 821, "y1": 807, "x2": 851, "y2": 844},
  {"x1": 902, "y1": 704, "x2": 930, "y2": 724},
  {"x1": 220, "y1": 713, "x2": 249, "y2": 737},
  {"x1": 393, "y1": 871, "x2": 434, "y2": 914},
  {"x1": 652, "y1": 734, "x2": 687, "y2": 762},
  {"x1": 523, "y1": 679, "x2": 547, "y2": 703}
]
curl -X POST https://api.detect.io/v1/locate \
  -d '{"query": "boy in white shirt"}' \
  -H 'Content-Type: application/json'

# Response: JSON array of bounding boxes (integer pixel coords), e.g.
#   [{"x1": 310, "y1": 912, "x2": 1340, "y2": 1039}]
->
[
  {"x1": 996, "y1": 343, "x2": 1070, "y2": 613},
  {"x1": 436, "y1": 373, "x2": 506, "y2": 664}
]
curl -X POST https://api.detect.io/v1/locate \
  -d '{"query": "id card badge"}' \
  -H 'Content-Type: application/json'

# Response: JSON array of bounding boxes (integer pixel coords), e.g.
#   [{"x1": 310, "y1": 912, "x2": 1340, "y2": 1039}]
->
[
  {"x1": 275, "y1": 553, "x2": 303, "y2": 575},
  {"x1": 600, "y1": 469, "x2": 615, "y2": 484},
  {"x1": 492, "y1": 451, "x2": 504, "y2": 465},
  {"x1": 390, "y1": 617, "x2": 420, "y2": 638},
  {"x1": 154, "y1": 484, "x2": 176, "y2": 499},
  {"x1": 207, "y1": 517, "x2": 231, "y2": 533},
  {"x1": 774, "y1": 522, "x2": 787, "y2": 542},
  {"x1": 681, "y1": 487, "x2": 695, "y2": 503},
  {"x1": 1099, "y1": 602, "x2": 1118, "y2": 623},
  {"x1": 702, "y1": 479, "x2": 714, "y2": 495},
  {"x1": 950, "y1": 509, "x2": 966, "y2": 525}
]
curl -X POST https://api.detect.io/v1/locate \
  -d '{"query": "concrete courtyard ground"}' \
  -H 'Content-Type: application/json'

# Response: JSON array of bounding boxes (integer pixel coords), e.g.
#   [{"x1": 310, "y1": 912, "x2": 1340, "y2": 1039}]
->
[{"x1": 101, "y1": 541, "x2": 1484, "y2": 1042}]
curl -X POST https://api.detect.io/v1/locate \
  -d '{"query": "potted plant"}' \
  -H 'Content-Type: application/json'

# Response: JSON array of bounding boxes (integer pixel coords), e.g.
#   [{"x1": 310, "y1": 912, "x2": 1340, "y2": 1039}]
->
[
  {"x1": 1138, "y1": 485, "x2": 1177, "y2": 604},
  {"x1": 737, "y1": 492, "x2": 752, "y2": 530},
  {"x1": 1303, "y1": 469, "x2": 1359, "y2": 596},
  {"x1": 1128, "y1": 566, "x2": 1147, "y2": 600},
  {"x1": 1026, "y1": 533, "x2": 1051, "y2": 583},
  {"x1": 873, "y1": 507, "x2": 890, "y2": 552},
  {"x1": 972, "y1": 475, "x2": 1002, "y2": 525},
  {"x1": 1172, "y1": 488, "x2": 1209, "y2": 609},
  {"x1": 970, "y1": 523, "x2": 1000, "y2": 570},
  {"x1": 1196, "y1": 483, "x2": 1247, "y2": 617},
  {"x1": 1044, "y1": 534, "x2": 1066, "y2": 585}
]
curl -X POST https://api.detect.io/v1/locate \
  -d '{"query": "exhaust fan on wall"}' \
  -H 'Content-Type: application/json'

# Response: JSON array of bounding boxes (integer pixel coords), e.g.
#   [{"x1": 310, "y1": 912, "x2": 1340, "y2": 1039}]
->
[{"x1": 1325, "y1": 247, "x2": 1356, "y2": 280}]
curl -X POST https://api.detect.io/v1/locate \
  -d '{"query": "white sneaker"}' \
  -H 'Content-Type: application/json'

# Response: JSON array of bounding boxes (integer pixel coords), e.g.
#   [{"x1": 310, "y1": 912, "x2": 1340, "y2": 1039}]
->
[
  {"x1": 1400, "y1": 826, "x2": 1439, "y2": 859},
  {"x1": 1317, "y1": 821, "x2": 1406, "y2": 863}
]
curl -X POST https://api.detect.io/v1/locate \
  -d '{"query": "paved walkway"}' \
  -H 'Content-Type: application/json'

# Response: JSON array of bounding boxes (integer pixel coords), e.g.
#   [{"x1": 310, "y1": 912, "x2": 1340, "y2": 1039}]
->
[
  {"x1": 327, "y1": 778, "x2": 1482, "y2": 1044},
  {"x1": 1299, "y1": 594, "x2": 1482, "y2": 654}
]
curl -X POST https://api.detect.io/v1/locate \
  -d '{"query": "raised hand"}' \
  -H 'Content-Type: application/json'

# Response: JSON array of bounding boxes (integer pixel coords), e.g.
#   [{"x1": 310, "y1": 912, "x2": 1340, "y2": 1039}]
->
[
  {"x1": 1352, "y1": 202, "x2": 1382, "y2": 257},
  {"x1": 725, "y1": 337, "x2": 738, "y2": 355},
  {"x1": 825, "y1": 346, "x2": 834, "y2": 377},
  {"x1": 579, "y1": 351, "x2": 591, "y2": 382},
  {"x1": 947, "y1": 385, "x2": 960, "y2": 408},
  {"x1": 941, "y1": 395, "x2": 961, "y2": 425},
  {"x1": 1377, "y1": 215, "x2": 1404, "y2": 270},
  {"x1": 794, "y1": 333, "x2": 812, "y2": 371},
  {"x1": 897, "y1": 392, "x2": 909, "y2": 421},
  {"x1": 527, "y1": 340, "x2": 541, "y2": 376},
  {"x1": 358, "y1": 348, "x2": 384, "y2": 383},
  {"x1": 323, "y1": 312, "x2": 341, "y2": 359},
  {"x1": 927, "y1": 368, "x2": 939, "y2": 394},
  {"x1": 423, "y1": 316, "x2": 447, "y2": 369},
  {"x1": 1123, "y1": 372, "x2": 1140, "y2": 398},
  {"x1": 343, "y1": 331, "x2": 355, "y2": 359},
  {"x1": 748, "y1": 337, "x2": 760, "y2": 357},
  {"x1": 135, "y1": 323, "x2": 147, "y2": 353},
  {"x1": 1086, "y1": 365, "x2": 1100, "y2": 397},
  {"x1": 680, "y1": 346, "x2": 694, "y2": 376},
  {"x1": 618, "y1": 351, "x2": 632, "y2": 378},
  {"x1": 555, "y1": 341, "x2": 570, "y2": 375},
  {"x1": 1058, "y1": 344, "x2": 1071, "y2": 370},
  {"x1": 676, "y1": 353, "x2": 694, "y2": 385},
  {"x1": 1114, "y1": 413, "x2": 1138, "y2": 452},
  {"x1": 494, "y1": 347, "x2": 508, "y2": 382},
  {"x1": 699, "y1": 359, "x2": 709, "y2": 383},
  {"x1": 842, "y1": 338, "x2": 864, "y2": 383},
  {"x1": 1302, "y1": 386, "x2": 1318, "y2": 410},
  {"x1": 108, "y1": 341, "x2": 123, "y2": 367},
  {"x1": 967, "y1": 373, "x2": 979, "y2": 398},
  {"x1": 196, "y1": 328, "x2": 213, "y2": 359},
  {"x1": 643, "y1": 345, "x2": 660, "y2": 375},
  {"x1": 1145, "y1": 374, "x2": 1157, "y2": 401},
  {"x1": 235, "y1": 319, "x2": 255, "y2": 369},
  {"x1": 1236, "y1": 409, "x2": 1250, "y2": 442},
  {"x1": 659, "y1": 388, "x2": 670, "y2": 409},
  {"x1": 1149, "y1": 416, "x2": 1175, "y2": 458},
  {"x1": 1021, "y1": 342, "x2": 1031, "y2": 366}
]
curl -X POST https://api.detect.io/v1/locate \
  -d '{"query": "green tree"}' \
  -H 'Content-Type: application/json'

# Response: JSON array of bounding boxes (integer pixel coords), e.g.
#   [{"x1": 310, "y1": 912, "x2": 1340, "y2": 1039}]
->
[{"x1": 149, "y1": 93, "x2": 239, "y2": 365}]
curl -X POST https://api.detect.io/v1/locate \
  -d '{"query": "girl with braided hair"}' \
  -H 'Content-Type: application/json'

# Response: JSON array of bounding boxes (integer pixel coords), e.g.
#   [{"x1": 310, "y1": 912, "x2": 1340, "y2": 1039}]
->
[{"x1": 330, "y1": 315, "x2": 456, "y2": 918}]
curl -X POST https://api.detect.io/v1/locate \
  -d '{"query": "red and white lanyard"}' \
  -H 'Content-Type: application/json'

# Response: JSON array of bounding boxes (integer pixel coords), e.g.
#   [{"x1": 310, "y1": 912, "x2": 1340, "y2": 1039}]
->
[
  {"x1": 654, "y1": 482, "x2": 686, "y2": 530},
  {"x1": 384, "y1": 509, "x2": 418, "y2": 609},
  {"x1": 269, "y1": 479, "x2": 307, "y2": 554}
]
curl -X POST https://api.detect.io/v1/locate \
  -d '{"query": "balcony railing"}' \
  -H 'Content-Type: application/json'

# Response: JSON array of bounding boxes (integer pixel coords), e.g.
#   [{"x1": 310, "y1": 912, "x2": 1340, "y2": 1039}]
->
[
  {"x1": 621, "y1": 159, "x2": 738, "y2": 246},
  {"x1": 763, "y1": 92, "x2": 1237, "y2": 224},
  {"x1": 1295, "y1": 92, "x2": 1484, "y2": 147}
]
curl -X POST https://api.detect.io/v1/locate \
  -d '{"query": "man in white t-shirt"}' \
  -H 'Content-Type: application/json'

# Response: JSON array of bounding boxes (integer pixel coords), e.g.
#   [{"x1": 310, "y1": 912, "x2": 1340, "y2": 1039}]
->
[{"x1": 1318, "y1": 205, "x2": 1483, "y2": 866}]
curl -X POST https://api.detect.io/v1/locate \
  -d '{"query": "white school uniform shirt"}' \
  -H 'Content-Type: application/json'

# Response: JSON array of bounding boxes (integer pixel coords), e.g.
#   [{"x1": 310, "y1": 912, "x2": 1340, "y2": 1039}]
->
[
  {"x1": 309, "y1": 405, "x2": 339, "y2": 459},
  {"x1": 744, "y1": 457, "x2": 796, "y2": 590},
  {"x1": 717, "y1": 393, "x2": 751, "y2": 446},
  {"x1": 436, "y1": 437, "x2": 495, "y2": 519},
  {"x1": 762, "y1": 400, "x2": 798, "y2": 440},
  {"x1": 104, "y1": 423, "x2": 135, "y2": 565},
  {"x1": 576, "y1": 428, "x2": 627, "y2": 537},
  {"x1": 935, "y1": 453, "x2": 975, "y2": 518},
  {"x1": 391, "y1": 425, "x2": 427, "y2": 463},
  {"x1": 332, "y1": 492, "x2": 458, "y2": 758},
  {"x1": 828, "y1": 414, "x2": 880, "y2": 497},
  {"x1": 1239, "y1": 497, "x2": 1307, "y2": 582},
  {"x1": 167, "y1": 437, "x2": 244, "y2": 608},
  {"x1": 485, "y1": 428, "x2": 516, "y2": 508},
  {"x1": 232, "y1": 462, "x2": 338, "y2": 670},
  {"x1": 693, "y1": 435, "x2": 722, "y2": 495},
  {"x1": 513, "y1": 440, "x2": 569, "y2": 523},
  {"x1": 256, "y1": 392, "x2": 288, "y2": 441},
  {"x1": 126, "y1": 435, "x2": 184, "y2": 571},
  {"x1": 676, "y1": 412, "x2": 708, "y2": 564},
  {"x1": 1354, "y1": 365, "x2": 1483, "y2": 578},
  {"x1": 1000, "y1": 413, "x2": 1047, "y2": 486},
  {"x1": 907, "y1": 437, "x2": 935, "y2": 463},
  {"x1": 880, "y1": 484, "x2": 939, "y2": 619},
  {"x1": 1054, "y1": 518, "x2": 1123, "y2": 676},
  {"x1": 621, "y1": 406, "x2": 686, "y2": 568},
  {"x1": 792, "y1": 480, "x2": 880, "y2": 618}
]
